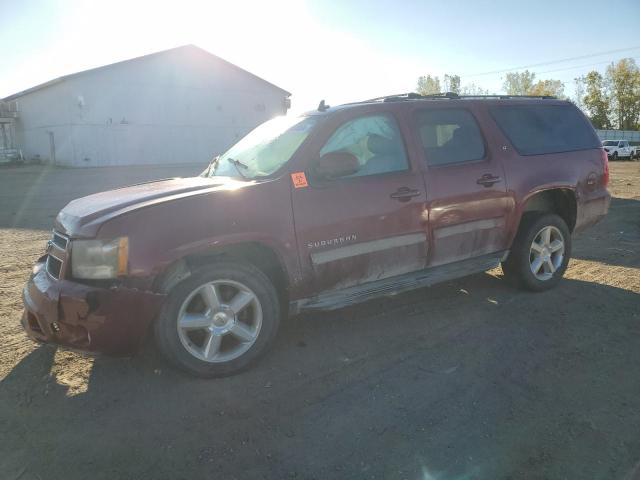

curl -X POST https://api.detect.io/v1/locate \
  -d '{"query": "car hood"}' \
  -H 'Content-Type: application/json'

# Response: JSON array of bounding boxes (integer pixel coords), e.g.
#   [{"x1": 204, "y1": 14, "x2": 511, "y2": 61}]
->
[{"x1": 55, "y1": 176, "x2": 249, "y2": 236}]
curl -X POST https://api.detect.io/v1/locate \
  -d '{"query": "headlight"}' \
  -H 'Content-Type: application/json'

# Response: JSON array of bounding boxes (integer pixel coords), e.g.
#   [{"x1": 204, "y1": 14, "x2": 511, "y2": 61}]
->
[{"x1": 71, "y1": 237, "x2": 129, "y2": 279}]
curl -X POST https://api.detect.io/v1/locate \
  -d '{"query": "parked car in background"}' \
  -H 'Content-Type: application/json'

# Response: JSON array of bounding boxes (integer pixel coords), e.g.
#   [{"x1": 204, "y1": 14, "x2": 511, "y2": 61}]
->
[
  {"x1": 602, "y1": 140, "x2": 633, "y2": 160},
  {"x1": 0, "y1": 148, "x2": 24, "y2": 164},
  {"x1": 22, "y1": 93, "x2": 610, "y2": 377}
]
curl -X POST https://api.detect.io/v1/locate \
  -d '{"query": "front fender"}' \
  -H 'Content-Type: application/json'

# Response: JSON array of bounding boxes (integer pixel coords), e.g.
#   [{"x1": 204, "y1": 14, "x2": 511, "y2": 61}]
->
[{"x1": 96, "y1": 176, "x2": 303, "y2": 295}]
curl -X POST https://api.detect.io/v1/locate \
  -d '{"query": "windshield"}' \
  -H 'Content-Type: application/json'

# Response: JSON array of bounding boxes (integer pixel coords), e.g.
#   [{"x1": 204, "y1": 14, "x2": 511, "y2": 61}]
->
[
  {"x1": 602, "y1": 141, "x2": 618, "y2": 146},
  {"x1": 207, "y1": 115, "x2": 319, "y2": 179}
]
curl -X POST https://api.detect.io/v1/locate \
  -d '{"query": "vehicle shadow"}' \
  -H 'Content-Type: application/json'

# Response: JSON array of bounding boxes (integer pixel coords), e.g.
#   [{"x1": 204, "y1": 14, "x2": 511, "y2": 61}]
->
[{"x1": 1, "y1": 274, "x2": 639, "y2": 480}]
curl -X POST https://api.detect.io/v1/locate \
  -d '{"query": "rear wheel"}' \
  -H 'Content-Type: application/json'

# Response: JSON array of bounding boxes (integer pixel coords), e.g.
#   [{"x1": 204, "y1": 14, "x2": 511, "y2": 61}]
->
[
  {"x1": 502, "y1": 213, "x2": 571, "y2": 291},
  {"x1": 612, "y1": 151, "x2": 618, "y2": 160},
  {"x1": 154, "y1": 261, "x2": 280, "y2": 377}
]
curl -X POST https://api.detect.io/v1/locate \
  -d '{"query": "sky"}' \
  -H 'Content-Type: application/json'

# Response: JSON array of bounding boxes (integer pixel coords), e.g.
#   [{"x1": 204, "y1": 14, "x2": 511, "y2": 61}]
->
[{"x1": 1, "y1": 0, "x2": 639, "y2": 114}]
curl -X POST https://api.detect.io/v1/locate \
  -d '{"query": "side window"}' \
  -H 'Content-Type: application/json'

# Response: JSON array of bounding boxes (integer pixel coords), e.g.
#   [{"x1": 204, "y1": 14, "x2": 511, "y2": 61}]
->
[
  {"x1": 319, "y1": 114, "x2": 408, "y2": 177},
  {"x1": 415, "y1": 108, "x2": 486, "y2": 166},
  {"x1": 490, "y1": 104, "x2": 601, "y2": 156}
]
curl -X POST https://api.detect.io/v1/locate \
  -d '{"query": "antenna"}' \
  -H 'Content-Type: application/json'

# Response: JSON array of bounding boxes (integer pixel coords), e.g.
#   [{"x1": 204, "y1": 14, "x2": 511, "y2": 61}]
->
[{"x1": 317, "y1": 100, "x2": 330, "y2": 112}]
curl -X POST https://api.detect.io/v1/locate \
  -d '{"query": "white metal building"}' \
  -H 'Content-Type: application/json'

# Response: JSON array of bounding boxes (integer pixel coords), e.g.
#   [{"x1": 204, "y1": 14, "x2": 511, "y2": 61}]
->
[
  {"x1": 3, "y1": 45, "x2": 291, "y2": 167},
  {"x1": 596, "y1": 129, "x2": 640, "y2": 142}
]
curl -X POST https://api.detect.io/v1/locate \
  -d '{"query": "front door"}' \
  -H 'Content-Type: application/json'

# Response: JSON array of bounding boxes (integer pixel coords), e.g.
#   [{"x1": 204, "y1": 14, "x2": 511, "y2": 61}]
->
[
  {"x1": 291, "y1": 113, "x2": 428, "y2": 294},
  {"x1": 620, "y1": 141, "x2": 631, "y2": 157},
  {"x1": 412, "y1": 106, "x2": 512, "y2": 266}
]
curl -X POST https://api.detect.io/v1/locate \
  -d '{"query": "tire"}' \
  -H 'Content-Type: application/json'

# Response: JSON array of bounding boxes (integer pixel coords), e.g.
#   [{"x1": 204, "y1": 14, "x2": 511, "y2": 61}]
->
[
  {"x1": 502, "y1": 213, "x2": 571, "y2": 292},
  {"x1": 612, "y1": 152, "x2": 618, "y2": 161},
  {"x1": 154, "y1": 260, "x2": 281, "y2": 377}
]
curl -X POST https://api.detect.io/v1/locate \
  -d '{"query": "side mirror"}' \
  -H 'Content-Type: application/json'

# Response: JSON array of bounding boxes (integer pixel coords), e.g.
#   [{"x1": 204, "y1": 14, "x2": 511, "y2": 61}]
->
[{"x1": 312, "y1": 151, "x2": 360, "y2": 180}]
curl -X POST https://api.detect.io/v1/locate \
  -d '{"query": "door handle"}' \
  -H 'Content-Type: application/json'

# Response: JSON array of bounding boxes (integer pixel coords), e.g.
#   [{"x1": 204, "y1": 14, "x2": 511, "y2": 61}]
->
[
  {"x1": 390, "y1": 187, "x2": 421, "y2": 202},
  {"x1": 476, "y1": 174, "x2": 502, "y2": 187}
]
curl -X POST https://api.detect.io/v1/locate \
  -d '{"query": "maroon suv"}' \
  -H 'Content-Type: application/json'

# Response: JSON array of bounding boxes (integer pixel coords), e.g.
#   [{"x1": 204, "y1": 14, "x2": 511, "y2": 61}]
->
[{"x1": 22, "y1": 93, "x2": 610, "y2": 377}]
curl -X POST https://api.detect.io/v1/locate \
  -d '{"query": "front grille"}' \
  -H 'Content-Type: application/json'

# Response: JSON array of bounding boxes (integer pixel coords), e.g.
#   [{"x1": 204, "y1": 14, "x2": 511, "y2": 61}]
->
[
  {"x1": 46, "y1": 254, "x2": 63, "y2": 279},
  {"x1": 45, "y1": 230, "x2": 69, "y2": 280},
  {"x1": 52, "y1": 231, "x2": 69, "y2": 249}
]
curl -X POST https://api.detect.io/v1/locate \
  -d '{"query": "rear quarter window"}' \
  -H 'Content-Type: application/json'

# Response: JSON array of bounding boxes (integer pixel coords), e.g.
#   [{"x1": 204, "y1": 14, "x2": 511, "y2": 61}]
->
[{"x1": 490, "y1": 104, "x2": 601, "y2": 156}]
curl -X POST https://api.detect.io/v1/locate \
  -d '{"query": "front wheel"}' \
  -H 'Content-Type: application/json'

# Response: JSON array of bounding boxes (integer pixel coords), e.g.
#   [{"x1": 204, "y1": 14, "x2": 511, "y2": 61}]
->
[
  {"x1": 154, "y1": 261, "x2": 281, "y2": 377},
  {"x1": 502, "y1": 213, "x2": 571, "y2": 292}
]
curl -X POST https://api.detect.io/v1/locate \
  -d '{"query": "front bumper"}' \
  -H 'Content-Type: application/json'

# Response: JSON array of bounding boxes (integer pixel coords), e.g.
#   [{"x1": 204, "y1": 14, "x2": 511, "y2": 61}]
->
[{"x1": 22, "y1": 260, "x2": 165, "y2": 355}]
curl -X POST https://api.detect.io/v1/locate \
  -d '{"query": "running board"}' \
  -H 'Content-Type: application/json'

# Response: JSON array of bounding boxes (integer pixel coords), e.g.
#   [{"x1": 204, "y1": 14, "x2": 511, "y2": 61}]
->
[{"x1": 292, "y1": 252, "x2": 506, "y2": 313}]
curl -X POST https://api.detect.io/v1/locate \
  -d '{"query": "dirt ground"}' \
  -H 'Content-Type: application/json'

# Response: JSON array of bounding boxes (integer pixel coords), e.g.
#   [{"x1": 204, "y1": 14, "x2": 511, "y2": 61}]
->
[{"x1": 1, "y1": 162, "x2": 639, "y2": 480}]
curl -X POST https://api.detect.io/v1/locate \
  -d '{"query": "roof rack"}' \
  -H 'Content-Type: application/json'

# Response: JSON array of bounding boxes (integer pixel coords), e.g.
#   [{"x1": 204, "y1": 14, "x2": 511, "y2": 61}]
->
[
  {"x1": 317, "y1": 99, "x2": 330, "y2": 112},
  {"x1": 361, "y1": 92, "x2": 557, "y2": 103}
]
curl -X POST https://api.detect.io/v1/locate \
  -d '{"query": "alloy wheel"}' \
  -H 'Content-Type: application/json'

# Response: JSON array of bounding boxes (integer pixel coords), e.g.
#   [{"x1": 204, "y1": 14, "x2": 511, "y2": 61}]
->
[
  {"x1": 529, "y1": 225, "x2": 565, "y2": 281},
  {"x1": 176, "y1": 279, "x2": 262, "y2": 363}
]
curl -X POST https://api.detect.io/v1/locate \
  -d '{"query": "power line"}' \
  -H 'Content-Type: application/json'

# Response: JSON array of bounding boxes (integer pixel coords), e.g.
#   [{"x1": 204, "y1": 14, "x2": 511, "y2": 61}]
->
[
  {"x1": 461, "y1": 46, "x2": 640, "y2": 78},
  {"x1": 534, "y1": 57, "x2": 640, "y2": 75}
]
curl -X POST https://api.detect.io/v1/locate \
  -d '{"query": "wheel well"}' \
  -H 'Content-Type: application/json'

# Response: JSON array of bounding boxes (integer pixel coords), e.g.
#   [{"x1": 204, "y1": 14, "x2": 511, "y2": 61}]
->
[
  {"x1": 522, "y1": 189, "x2": 577, "y2": 232},
  {"x1": 153, "y1": 242, "x2": 289, "y2": 302}
]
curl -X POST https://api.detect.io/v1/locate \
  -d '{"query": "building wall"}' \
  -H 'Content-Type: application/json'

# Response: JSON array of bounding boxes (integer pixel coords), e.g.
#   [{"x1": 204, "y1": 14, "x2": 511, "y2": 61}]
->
[
  {"x1": 596, "y1": 129, "x2": 640, "y2": 143},
  {"x1": 14, "y1": 47, "x2": 289, "y2": 166},
  {"x1": 13, "y1": 81, "x2": 75, "y2": 164}
]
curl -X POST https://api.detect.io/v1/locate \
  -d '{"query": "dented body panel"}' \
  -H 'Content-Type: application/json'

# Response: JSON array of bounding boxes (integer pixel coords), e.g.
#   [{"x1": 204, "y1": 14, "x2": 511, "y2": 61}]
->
[{"x1": 22, "y1": 260, "x2": 165, "y2": 355}]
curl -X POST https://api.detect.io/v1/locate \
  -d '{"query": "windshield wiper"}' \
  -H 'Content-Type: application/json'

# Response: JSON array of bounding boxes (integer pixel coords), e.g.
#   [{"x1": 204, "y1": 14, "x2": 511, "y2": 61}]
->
[
  {"x1": 202, "y1": 155, "x2": 219, "y2": 177},
  {"x1": 227, "y1": 158, "x2": 249, "y2": 179}
]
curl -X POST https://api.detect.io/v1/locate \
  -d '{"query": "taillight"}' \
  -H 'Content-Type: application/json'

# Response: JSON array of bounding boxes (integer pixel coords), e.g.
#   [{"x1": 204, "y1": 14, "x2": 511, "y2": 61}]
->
[{"x1": 601, "y1": 148, "x2": 609, "y2": 187}]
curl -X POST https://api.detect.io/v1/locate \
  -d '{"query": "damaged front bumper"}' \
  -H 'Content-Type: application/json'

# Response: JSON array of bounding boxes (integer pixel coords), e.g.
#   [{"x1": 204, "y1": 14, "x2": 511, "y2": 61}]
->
[{"x1": 22, "y1": 259, "x2": 165, "y2": 356}]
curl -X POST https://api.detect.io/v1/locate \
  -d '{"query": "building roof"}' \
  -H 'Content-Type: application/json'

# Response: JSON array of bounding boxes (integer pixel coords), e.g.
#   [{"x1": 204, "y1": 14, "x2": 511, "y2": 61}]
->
[{"x1": 3, "y1": 44, "x2": 291, "y2": 101}]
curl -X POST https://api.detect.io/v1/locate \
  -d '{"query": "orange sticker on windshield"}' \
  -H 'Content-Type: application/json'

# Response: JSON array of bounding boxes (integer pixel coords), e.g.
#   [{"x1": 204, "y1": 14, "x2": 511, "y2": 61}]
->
[{"x1": 291, "y1": 172, "x2": 308, "y2": 188}]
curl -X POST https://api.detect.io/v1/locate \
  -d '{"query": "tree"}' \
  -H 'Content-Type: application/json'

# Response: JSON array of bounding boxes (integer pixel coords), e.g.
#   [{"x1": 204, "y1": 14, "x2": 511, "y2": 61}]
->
[
  {"x1": 503, "y1": 70, "x2": 536, "y2": 95},
  {"x1": 573, "y1": 76, "x2": 585, "y2": 111},
  {"x1": 460, "y1": 83, "x2": 490, "y2": 95},
  {"x1": 416, "y1": 75, "x2": 441, "y2": 95},
  {"x1": 443, "y1": 74, "x2": 461, "y2": 94},
  {"x1": 529, "y1": 79, "x2": 565, "y2": 97},
  {"x1": 502, "y1": 70, "x2": 565, "y2": 98},
  {"x1": 580, "y1": 71, "x2": 611, "y2": 129},
  {"x1": 605, "y1": 58, "x2": 640, "y2": 130},
  {"x1": 416, "y1": 74, "x2": 492, "y2": 96}
]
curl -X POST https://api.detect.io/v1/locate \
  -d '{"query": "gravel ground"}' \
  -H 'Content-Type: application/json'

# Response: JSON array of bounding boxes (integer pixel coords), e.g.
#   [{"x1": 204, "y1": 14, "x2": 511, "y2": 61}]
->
[{"x1": 0, "y1": 162, "x2": 639, "y2": 480}]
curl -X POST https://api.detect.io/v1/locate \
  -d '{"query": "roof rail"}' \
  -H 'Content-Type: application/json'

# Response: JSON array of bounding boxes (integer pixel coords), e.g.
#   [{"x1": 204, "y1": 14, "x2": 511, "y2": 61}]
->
[
  {"x1": 360, "y1": 92, "x2": 557, "y2": 103},
  {"x1": 451, "y1": 94, "x2": 557, "y2": 100}
]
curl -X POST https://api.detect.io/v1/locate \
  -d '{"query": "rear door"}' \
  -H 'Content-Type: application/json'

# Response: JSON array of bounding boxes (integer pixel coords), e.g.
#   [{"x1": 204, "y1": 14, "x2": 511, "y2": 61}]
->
[
  {"x1": 291, "y1": 112, "x2": 428, "y2": 294},
  {"x1": 411, "y1": 106, "x2": 512, "y2": 266}
]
